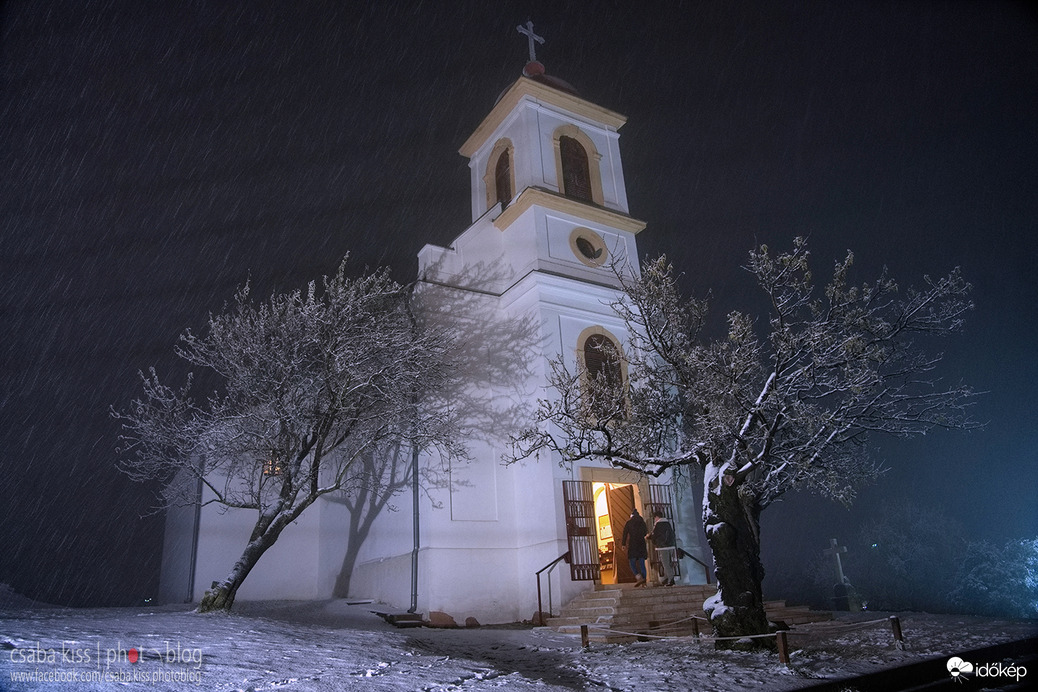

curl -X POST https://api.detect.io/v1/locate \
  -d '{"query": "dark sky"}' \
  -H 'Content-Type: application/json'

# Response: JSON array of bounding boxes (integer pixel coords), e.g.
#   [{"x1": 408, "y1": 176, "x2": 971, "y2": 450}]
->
[{"x1": 2, "y1": 1, "x2": 1036, "y2": 606}]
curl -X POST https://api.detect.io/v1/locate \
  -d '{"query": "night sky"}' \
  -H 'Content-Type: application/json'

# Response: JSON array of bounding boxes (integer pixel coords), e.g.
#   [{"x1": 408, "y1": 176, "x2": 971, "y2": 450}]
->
[{"x1": 2, "y1": 1, "x2": 1036, "y2": 607}]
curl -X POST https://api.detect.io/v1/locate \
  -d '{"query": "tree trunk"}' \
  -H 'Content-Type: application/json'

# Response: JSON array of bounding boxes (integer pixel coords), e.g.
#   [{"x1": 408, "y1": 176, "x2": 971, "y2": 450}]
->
[
  {"x1": 702, "y1": 469, "x2": 773, "y2": 650},
  {"x1": 197, "y1": 516, "x2": 287, "y2": 613}
]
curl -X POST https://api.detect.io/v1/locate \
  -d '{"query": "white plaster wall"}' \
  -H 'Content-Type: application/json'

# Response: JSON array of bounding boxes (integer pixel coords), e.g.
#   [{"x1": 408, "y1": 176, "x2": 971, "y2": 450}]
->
[
  {"x1": 429, "y1": 178, "x2": 639, "y2": 303},
  {"x1": 314, "y1": 496, "x2": 351, "y2": 596},
  {"x1": 600, "y1": 125, "x2": 630, "y2": 212},
  {"x1": 354, "y1": 80, "x2": 651, "y2": 621},
  {"x1": 672, "y1": 469, "x2": 713, "y2": 585},
  {"x1": 523, "y1": 205, "x2": 638, "y2": 290},
  {"x1": 351, "y1": 264, "x2": 632, "y2": 624},
  {"x1": 349, "y1": 452, "x2": 535, "y2": 624},
  {"x1": 543, "y1": 213, "x2": 636, "y2": 270},
  {"x1": 190, "y1": 488, "x2": 349, "y2": 602},
  {"x1": 158, "y1": 498, "x2": 198, "y2": 605},
  {"x1": 531, "y1": 104, "x2": 626, "y2": 210},
  {"x1": 468, "y1": 95, "x2": 629, "y2": 220},
  {"x1": 418, "y1": 214, "x2": 504, "y2": 287},
  {"x1": 467, "y1": 107, "x2": 529, "y2": 222},
  {"x1": 349, "y1": 275, "x2": 530, "y2": 616},
  {"x1": 349, "y1": 551, "x2": 413, "y2": 610}
]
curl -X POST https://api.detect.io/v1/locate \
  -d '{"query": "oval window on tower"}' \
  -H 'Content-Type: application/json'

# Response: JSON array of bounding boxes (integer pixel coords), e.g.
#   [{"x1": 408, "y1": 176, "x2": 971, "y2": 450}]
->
[{"x1": 569, "y1": 228, "x2": 608, "y2": 267}]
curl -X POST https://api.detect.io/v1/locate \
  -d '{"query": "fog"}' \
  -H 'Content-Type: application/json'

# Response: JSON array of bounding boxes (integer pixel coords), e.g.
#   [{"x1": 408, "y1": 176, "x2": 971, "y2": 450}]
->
[{"x1": 1, "y1": 1, "x2": 1035, "y2": 616}]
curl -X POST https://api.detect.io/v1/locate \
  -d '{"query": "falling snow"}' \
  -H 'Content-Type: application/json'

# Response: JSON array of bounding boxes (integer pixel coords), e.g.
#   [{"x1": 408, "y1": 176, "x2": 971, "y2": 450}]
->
[{"x1": 1, "y1": 0, "x2": 1036, "y2": 627}]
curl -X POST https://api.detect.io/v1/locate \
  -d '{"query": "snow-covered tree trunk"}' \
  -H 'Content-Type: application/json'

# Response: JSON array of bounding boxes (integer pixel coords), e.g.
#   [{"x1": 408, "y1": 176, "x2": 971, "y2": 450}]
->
[
  {"x1": 702, "y1": 463, "x2": 772, "y2": 648},
  {"x1": 510, "y1": 240, "x2": 977, "y2": 647},
  {"x1": 198, "y1": 505, "x2": 306, "y2": 613},
  {"x1": 115, "y1": 260, "x2": 466, "y2": 614}
]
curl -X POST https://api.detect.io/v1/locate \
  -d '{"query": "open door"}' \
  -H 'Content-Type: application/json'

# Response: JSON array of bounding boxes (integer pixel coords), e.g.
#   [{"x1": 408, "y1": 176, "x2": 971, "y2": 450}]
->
[{"x1": 605, "y1": 484, "x2": 637, "y2": 583}]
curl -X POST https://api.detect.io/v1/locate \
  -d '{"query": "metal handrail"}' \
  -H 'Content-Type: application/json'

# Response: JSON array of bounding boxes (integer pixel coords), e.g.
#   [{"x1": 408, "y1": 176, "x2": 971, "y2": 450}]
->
[
  {"x1": 677, "y1": 547, "x2": 712, "y2": 584},
  {"x1": 535, "y1": 551, "x2": 570, "y2": 626}
]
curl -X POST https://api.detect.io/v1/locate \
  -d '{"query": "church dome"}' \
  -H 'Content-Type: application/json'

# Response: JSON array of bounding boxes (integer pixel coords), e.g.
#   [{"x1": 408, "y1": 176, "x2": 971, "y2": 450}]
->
[
  {"x1": 496, "y1": 61, "x2": 581, "y2": 104},
  {"x1": 521, "y1": 61, "x2": 580, "y2": 96}
]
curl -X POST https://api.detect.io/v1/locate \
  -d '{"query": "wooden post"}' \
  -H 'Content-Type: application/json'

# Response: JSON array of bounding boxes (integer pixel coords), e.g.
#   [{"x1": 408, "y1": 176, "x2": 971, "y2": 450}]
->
[
  {"x1": 580, "y1": 624, "x2": 589, "y2": 649},
  {"x1": 776, "y1": 630, "x2": 790, "y2": 665},
  {"x1": 889, "y1": 616, "x2": 903, "y2": 648},
  {"x1": 692, "y1": 618, "x2": 700, "y2": 638}
]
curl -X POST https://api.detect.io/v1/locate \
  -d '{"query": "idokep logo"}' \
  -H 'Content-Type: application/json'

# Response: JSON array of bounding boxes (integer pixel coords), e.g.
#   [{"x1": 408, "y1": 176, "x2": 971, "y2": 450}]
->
[
  {"x1": 946, "y1": 656, "x2": 1028, "y2": 684},
  {"x1": 946, "y1": 657, "x2": 973, "y2": 679}
]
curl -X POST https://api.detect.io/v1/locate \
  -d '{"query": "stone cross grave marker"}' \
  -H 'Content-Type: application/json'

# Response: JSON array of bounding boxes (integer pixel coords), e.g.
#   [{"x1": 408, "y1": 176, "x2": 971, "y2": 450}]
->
[{"x1": 824, "y1": 537, "x2": 848, "y2": 585}]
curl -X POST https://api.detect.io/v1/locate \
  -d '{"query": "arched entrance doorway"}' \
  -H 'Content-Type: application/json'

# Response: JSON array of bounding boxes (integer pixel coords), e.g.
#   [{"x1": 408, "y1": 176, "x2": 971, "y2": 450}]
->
[
  {"x1": 591, "y1": 481, "x2": 640, "y2": 584},
  {"x1": 561, "y1": 470, "x2": 680, "y2": 585}
]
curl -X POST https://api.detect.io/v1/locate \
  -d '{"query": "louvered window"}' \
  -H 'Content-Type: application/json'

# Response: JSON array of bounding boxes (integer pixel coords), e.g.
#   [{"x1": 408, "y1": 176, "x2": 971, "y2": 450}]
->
[
  {"x1": 560, "y1": 136, "x2": 592, "y2": 202},
  {"x1": 584, "y1": 335, "x2": 620, "y2": 385},
  {"x1": 494, "y1": 149, "x2": 512, "y2": 206},
  {"x1": 584, "y1": 334, "x2": 623, "y2": 421}
]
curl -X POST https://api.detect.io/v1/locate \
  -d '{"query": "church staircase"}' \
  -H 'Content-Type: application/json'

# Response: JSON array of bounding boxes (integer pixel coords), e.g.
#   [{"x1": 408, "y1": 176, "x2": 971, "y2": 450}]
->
[{"x1": 545, "y1": 583, "x2": 831, "y2": 644}]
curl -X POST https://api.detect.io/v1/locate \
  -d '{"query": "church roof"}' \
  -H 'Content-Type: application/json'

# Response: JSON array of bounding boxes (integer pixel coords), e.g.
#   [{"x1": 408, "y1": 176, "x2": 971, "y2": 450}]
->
[
  {"x1": 461, "y1": 64, "x2": 626, "y2": 159},
  {"x1": 514, "y1": 61, "x2": 580, "y2": 98}
]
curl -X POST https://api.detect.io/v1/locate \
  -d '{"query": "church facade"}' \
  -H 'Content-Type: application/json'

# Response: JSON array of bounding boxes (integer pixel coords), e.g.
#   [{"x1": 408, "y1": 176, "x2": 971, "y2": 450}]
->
[{"x1": 159, "y1": 56, "x2": 710, "y2": 626}]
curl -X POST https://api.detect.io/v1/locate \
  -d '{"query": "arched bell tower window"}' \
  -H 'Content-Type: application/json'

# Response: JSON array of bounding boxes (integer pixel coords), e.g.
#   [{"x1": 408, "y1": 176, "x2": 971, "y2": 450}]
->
[
  {"x1": 584, "y1": 334, "x2": 621, "y2": 386},
  {"x1": 560, "y1": 136, "x2": 592, "y2": 202},
  {"x1": 578, "y1": 327, "x2": 627, "y2": 419},
  {"x1": 552, "y1": 125, "x2": 605, "y2": 206},
  {"x1": 483, "y1": 139, "x2": 515, "y2": 212},
  {"x1": 495, "y1": 149, "x2": 512, "y2": 207}
]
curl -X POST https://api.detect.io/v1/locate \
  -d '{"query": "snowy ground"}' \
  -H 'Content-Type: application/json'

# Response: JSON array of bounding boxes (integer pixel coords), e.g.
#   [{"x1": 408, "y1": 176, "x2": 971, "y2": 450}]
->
[{"x1": 2, "y1": 586, "x2": 1035, "y2": 691}]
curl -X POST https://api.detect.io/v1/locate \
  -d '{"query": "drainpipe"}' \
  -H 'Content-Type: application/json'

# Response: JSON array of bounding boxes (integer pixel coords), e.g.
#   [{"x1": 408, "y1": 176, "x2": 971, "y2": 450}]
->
[
  {"x1": 187, "y1": 473, "x2": 202, "y2": 603},
  {"x1": 408, "y1": 441, "x2": 420, "y2": 613},
  {"x1": 404, "y1": 283, "x2": 423, "y2": 615}
]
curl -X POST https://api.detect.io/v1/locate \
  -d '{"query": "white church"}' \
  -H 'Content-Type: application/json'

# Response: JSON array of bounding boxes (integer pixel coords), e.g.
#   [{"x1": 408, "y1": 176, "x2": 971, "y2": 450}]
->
[{"x1": 160, "y1": 34, "x2": 711, "y2": 626}]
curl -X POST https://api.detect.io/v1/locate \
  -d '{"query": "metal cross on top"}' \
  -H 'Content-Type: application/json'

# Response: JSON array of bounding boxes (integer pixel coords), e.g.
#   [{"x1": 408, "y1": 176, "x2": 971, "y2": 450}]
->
[{"x1": 517, "y1": 20, "x2": 545, "y2": 63}]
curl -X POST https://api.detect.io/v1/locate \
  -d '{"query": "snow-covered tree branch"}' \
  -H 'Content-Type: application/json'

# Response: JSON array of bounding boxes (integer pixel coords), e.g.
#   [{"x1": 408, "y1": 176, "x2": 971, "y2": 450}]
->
[
  {"x1": 113, "y1": 258, "x2": 464, "y2": 612},
  {"x1": 511, "y1": 238, "x2": 978, "y2": 645}
]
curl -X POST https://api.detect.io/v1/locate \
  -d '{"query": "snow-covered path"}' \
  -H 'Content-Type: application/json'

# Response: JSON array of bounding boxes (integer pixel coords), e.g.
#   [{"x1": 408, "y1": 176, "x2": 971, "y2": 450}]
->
[{"x1": 3, "y1": 591, "x2": 1035, "y2": 691}]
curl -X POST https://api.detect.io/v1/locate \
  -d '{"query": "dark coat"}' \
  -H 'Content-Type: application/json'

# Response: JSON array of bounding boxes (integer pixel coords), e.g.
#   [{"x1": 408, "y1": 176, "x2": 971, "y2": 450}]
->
[
  {"x1": 621, "y1": 513, "x2": 648, "y2": 559},
  {"x1": 651, "y1": 517, "x2": 675, "y2": 548}
]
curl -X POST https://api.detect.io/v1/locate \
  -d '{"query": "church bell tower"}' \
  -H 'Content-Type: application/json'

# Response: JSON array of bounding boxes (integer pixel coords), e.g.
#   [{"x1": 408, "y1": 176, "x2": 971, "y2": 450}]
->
[
  {"x1": 368, "y1": 24, "x2": 668, "y2": 625},
  {"x1": 419, "y1": 22, "x2": 645, "y2": 293}
]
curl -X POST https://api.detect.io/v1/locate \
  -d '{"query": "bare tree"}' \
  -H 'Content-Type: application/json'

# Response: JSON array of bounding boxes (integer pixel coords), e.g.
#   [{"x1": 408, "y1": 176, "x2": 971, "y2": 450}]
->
[
  {"x1": 513, "y1": 238, "x2": 976, "y2": 646},
  {"x1": 114, "y1": 258, "x2": 463, "y2": 612}
]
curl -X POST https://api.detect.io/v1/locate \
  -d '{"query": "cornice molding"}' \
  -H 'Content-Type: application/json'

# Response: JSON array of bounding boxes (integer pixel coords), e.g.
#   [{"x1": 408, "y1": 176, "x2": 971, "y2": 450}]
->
[
  {"x1": 459, "y1": 77, "x2": 627, "y2": 159},
  {"x1": 493, "y1": 187, "x2": 647, "y2": 234}
]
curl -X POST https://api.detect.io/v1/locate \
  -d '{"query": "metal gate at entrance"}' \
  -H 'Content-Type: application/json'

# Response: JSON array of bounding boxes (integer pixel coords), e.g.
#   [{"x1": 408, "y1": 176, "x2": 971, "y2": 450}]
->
[
  {"x1": 645, "y1": 482, "x2": 681, "y2": 580},
  {"x1": 561, "y1": 480, "x2": 599, "y2": 581},
  {"x1": 562, "y1": 479, "x2": 676, "y2": 583}
]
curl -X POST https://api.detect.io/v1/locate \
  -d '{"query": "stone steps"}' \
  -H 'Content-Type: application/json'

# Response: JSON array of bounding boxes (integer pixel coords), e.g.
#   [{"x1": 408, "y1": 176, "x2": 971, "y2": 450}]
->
[
  {"x1": 546, "y1": 583, "x2": 711, "y2": 643},
  {"x1": 547, "y1": 584, "x2": 831, "y2": 643}
]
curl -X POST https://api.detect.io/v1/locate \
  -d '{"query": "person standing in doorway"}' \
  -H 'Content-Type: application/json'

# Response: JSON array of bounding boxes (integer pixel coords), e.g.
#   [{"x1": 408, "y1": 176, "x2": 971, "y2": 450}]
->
[
  {"x1": 649, "y1": 510, "x2": 677, "y2": 586},
  {"x1": 621, "y1": 509, "x2": 648, "y2": 587}
]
